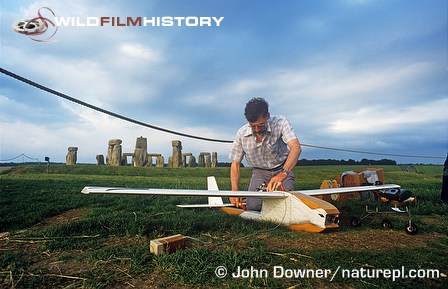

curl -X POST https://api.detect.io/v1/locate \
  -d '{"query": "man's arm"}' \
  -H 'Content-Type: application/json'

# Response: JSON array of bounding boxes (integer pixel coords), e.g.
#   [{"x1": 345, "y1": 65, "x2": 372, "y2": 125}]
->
[
  {"x1": 230, "y1": 160, "x2": 241, "y2": 191},
  {"x1": 283, "y1": 138, "x2": 301, "y2": 172},
  {"x1": 267, "y1": 138, "x2": 301, "y2": 191},
  {"x1": 230, "y1": 160, "x2": 241, "y2": 205}
]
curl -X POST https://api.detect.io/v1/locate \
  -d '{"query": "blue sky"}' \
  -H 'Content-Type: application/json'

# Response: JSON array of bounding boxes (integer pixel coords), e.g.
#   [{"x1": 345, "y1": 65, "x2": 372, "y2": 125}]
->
[{"x1": 0, "y1": 0, "x2": 447, "y2": 165}]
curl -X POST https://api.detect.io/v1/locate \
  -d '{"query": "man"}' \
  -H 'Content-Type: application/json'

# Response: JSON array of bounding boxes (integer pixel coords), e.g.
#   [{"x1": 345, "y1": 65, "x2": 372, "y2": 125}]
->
[{"x1": 229, "y1": 97, "x2": 302, "y2": 211}]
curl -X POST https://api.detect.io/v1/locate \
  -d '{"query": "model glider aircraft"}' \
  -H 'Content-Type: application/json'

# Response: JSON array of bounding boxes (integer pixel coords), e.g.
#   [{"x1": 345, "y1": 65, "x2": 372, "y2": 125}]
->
[{"x1": 81, "y1": 177, "x2": 412, "y2": 233}]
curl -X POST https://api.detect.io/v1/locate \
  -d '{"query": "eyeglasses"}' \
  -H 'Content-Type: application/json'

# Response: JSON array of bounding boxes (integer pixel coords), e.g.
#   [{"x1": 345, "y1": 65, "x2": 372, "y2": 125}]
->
[
  {"x1": 249, "y1": 121, "x2": 268, "y2": 132},
  {"x1": 250, "y1": 123, "x2": 267, "y2": 129},
  {"x1": 249, "y1": 121, "x2": 267, "y2": 128}
]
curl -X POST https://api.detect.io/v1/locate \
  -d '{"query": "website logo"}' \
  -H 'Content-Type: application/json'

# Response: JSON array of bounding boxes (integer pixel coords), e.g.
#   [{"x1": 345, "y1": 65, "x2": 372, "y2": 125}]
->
[
  {"x1": 12, "y1": 7, "x2": 58, "y2": 42},
  {"x1": 54, "y1": 16, "x2": 224, "y2": 27},
  {"x1": 13, "y1": 6, "x2": 224, "y2": 43}
]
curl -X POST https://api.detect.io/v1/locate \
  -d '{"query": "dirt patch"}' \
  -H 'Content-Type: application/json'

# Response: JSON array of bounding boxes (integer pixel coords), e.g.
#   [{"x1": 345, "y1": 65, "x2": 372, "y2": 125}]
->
[
  {"x1": 262, "y1": 229, "x2": 443, "y2": 253},
  {"x1": 31, "y1": 207, "x2": 91, "y2": 230},
  {"x1": 0, "y1": 208, "x2": 91, "y2": 250}
]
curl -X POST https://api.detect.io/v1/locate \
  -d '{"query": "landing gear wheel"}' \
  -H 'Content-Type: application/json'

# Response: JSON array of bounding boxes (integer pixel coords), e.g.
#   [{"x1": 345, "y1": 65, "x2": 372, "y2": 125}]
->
[
  {"x1": 405, "y1": 221, "x2": 418, "y2": 235},
  {"x1": 350, "y1": 217, "x2": 361, "y2": 227},
  {"x1": 381, "y1": 219, "x2": 393, "y2": 229}
]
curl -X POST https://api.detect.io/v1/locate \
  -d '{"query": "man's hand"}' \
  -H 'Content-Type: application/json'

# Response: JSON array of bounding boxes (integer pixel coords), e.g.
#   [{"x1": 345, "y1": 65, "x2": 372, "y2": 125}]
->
[
  {"x1": 229, "y1": 197, "x2": 246, "y2": 210},
  {"x1": 229, "y1": 197, "x2": 240, "y2": 205},
  {"x1": 267, "y1": 171, "x2": 288, "y2": 191}
]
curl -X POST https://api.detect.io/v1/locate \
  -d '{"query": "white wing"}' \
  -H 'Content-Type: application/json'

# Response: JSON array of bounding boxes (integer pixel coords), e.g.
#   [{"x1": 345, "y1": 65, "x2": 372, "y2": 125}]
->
[
  {"x1": 81, "y1": 184, "x2": 399, "y2": 198},
  {"x1": 298, "y1": 184, "x2": 400, "y2": 196},
  {"x1": 81, "y1": 187, "x2": 288, "y2": 199},
  {"x1": 81, "y1": 173, "x2": 399, "y2": 200}
]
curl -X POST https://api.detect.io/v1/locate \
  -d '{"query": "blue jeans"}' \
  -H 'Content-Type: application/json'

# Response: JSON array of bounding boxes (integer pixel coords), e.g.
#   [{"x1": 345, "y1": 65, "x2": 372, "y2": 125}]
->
[{"x1": 246, "y1": 168, "x2": 295, "y2": 211}]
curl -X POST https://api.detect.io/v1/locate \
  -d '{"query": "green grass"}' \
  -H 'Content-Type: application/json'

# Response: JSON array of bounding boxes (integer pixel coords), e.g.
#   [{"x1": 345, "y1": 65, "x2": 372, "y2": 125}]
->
[
  {"x1": 1, "y1": 164, "x2": 447, "y2": 288},
  {"x1": 413, "y1": 165, "x2": 445, "y2": 175}
]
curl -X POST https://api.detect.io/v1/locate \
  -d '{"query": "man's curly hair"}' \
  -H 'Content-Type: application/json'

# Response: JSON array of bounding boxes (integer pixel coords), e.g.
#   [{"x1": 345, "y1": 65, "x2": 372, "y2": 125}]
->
[{"x1": 244, "y1": 97, "x2": 269, "y2": 122}]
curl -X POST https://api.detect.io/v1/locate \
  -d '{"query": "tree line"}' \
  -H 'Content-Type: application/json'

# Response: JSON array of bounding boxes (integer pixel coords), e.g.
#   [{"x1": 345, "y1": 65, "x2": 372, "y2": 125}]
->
[
  {"x1": 218, "y1": 158, "x2": 397, "y2": 167},
  {"x1": 296, "y1": 158, "x2": 397, "y2": 166}
]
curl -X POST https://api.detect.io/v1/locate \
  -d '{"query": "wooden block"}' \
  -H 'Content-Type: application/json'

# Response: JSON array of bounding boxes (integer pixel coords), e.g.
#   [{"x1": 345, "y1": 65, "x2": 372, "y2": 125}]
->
[{"x1": 150, "y1": 234, "x2": 185, "y2": 256}]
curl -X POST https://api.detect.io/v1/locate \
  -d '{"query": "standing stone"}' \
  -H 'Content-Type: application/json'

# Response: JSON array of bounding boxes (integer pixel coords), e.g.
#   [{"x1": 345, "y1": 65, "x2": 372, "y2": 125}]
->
[
  {"x1": 133, "y1": 136, "x2": 148, "y2": 167},
  {"x1": 212, "y1": 152, "x2": 218, "y2": 168},
  {"x1": 148, "y1": 154, "x2": 161, "y2": 167},
  {"x1": 156, "y1": 155, "x2": 164, "y2": 167},
  {"x1": 135, "y1": 136, "x2": 147, "y2": 151},
  {"x1": 181, "y1": 154, "x2": 187, "y2": 167},
  {"x1": 182, "y1": 153, "x2": 192, "y2": 167},
  {"x1": 198, "y1": 152, "x2": 211, "y2": 167},
  {"x1": 120, "y1": 155, "x2": 128, "y2": 166},
  {"x1": 108, "y1": 139, "x2": 122, "y2": 166},
  {"x1": 189, "y1": 155, "x2": 197, "y2": 167},
  {"x1": 122, "y1": 153, "x2": 133, "y2": 166},
  {"x1": 133, "y1": 148, "x2": 147, "y2": 167},
  {"x1": 96, "y1": 154, "x2": 105, "y2": 165},
  {"x1": 170, "y1": 140, "x2": 182, "y2": 168},
  {"x1": 198, "y1": 153, "x2": 205, "y2": 167},
  {"x1": 66, "y1": 147, "x2": 78, "y2": 165},
  {"x1": 204, "y1": 152, "x2": 211, "y2": 168}
]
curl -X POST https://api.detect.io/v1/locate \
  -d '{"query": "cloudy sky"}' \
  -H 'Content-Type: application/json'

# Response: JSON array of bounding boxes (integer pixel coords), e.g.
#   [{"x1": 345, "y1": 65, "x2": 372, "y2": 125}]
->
[{"x1": 0, "y1": 0, "x2": 446, "y2": 165}]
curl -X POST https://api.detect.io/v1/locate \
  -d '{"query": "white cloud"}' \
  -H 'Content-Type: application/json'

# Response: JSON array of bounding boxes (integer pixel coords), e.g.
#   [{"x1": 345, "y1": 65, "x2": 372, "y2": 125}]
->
[
  {"x1": 118, "y1": 43, "x2": 161, "y2": 61},
  {"x1": 328, "y1": 98, "x2": 448, "y2": 134}
]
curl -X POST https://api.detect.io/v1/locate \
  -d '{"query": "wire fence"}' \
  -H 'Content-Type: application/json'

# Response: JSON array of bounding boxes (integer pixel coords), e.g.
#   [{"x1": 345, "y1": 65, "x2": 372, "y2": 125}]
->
[{"x1": 0, "y1": 153, "x2": 41, "y2": 163}]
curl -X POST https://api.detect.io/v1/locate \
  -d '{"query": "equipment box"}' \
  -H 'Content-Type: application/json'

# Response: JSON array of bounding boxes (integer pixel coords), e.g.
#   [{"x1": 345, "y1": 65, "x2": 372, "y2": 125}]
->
[
  {"x1": 338, "y1": 173, "x2": 363, "y2": 187},
  {"x1": 365, "y1": 168, "x2": 384, "y2": 184},
  {"x1": 337, "y1": 168, "x2": 384, "y2": 187},
  {"x1": 319, "y1": 168, "x2": 386, "y2": 203}
]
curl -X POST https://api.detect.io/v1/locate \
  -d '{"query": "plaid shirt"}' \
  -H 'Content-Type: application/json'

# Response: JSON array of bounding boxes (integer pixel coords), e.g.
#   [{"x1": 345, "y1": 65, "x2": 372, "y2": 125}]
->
[{"x1": 230, "y1": 115, "x2": 298, "y2": 169}]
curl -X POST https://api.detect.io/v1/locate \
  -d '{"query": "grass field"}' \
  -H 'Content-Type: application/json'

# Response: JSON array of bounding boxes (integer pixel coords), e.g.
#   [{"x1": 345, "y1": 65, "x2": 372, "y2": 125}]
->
[{"x1": 1, "y1": 164, "x2": 447, "y2": 288}]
